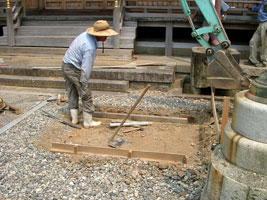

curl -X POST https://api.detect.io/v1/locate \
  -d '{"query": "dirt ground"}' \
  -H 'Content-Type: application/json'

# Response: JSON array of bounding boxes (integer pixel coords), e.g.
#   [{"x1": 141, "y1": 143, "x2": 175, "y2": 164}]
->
[
  {"x1": 38, "y1": 116, "x2": 200, "y2": 164},
  {"x1": 0, "y1": 90, "x2": 216, "y2": 168}
]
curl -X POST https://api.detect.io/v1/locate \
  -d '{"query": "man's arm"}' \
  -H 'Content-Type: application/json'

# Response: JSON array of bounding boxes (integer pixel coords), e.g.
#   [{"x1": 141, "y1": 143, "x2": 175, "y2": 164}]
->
[{"x1": 80, "y1": 50, "x2": 95, "y2": 87}]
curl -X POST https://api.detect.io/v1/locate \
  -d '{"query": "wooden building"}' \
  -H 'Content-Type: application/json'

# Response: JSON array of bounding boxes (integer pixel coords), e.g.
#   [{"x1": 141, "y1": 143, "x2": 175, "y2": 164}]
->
[{"x1": 0, "y1": 0, "x2": 261, "y2": 56}]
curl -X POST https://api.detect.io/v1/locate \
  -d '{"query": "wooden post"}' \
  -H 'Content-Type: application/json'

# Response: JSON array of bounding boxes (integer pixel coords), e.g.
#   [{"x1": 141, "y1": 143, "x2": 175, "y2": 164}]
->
[
  {"x1": 165, "y1": 22, "x2": 173, "y2": 56},
  {"x1": 38, "y1": 0, "x2": 45, "y2": 10},
  {"x1": 6, "y1": 0, "x2": 15, "y2": 46},
  {"x1": 211, "y1": 87, "x2": 220, "y2": 139},
  {"x1": 22, "y1": 0, "x2": 26, "y2": 16},
  {"x1": 113, "y1": 0, "x2": 120, "y2": 49},
  {"x1": 220, "y1": 96, "x2": 230, "y2": 144}
]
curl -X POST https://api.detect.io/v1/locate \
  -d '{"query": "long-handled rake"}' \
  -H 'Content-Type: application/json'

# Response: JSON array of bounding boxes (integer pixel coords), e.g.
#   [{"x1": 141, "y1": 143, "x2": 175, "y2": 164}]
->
[{"x1": 108, "y1": 85, "x2": 151, "y2": 148}]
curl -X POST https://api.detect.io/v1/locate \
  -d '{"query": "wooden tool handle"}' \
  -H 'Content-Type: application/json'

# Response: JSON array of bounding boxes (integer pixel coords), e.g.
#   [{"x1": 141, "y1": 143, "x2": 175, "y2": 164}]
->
[{"x1": 109, "y1": 85, "x2": 151, "y2": 141}]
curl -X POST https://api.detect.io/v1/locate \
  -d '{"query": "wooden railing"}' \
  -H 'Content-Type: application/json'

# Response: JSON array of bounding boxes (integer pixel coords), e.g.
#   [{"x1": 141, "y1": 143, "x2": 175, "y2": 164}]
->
[
  {"x1": 6, "y1": 0, "x2": 24, "y2": 46},
  {"x1": 113, "y1": 0, "x2": 125, "y2": 48}
]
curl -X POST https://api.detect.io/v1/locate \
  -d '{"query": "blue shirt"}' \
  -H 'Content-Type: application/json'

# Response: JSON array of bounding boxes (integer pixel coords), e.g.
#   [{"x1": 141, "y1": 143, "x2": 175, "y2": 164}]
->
[
  {"x1": 252, "y1": 0, "x2": 267, "y2": 23},
  {"x1": 63, "y1": 32, "x2": 98, "y2": 85}
]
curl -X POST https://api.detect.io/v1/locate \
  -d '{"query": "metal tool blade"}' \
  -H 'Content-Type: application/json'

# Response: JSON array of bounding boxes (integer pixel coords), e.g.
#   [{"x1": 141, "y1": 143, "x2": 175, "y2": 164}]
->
[{"x1": 108, "y1": 138, "x2": 127, "y2": 148}]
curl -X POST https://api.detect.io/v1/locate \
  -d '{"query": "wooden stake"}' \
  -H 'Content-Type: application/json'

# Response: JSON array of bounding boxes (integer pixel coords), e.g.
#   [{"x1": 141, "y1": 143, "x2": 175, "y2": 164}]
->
[
  {"x1": 211, "y1": 87, "x2": 220, "y2": 139},
  {"x1": 220, "y1": 96, "x2": 230, "y2": 144}
]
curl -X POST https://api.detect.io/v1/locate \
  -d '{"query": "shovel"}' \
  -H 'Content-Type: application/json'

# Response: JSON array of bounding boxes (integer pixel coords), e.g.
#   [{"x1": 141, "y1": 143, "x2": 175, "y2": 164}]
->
[{"x1": 108, "y1": 85, "x2": 151, "y2": 148}]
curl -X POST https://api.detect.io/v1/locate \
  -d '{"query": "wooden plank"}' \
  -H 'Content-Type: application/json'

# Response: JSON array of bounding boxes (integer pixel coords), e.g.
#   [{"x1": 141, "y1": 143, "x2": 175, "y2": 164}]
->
[
  {"x1": 78, "y1": 145, "x2": 130, "y2": 156},
  {"x1": 51, "y1": 142, "x2": 75, "y2": 153},
  {"x1": 132, "y1": 150, "x2": 186, "y2": 163},
  {"x1": 51, "y1": 143, "x2": 186, "y2": 164},
  {"x1": 93, "y1": 111, "x2": 188, "y2": 124}
]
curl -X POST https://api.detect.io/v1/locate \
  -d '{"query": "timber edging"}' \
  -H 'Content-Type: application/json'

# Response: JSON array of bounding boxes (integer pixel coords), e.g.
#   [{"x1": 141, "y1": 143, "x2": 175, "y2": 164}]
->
[{"x1": 51, "y1": 143, "x2": 187, "y2": 164}]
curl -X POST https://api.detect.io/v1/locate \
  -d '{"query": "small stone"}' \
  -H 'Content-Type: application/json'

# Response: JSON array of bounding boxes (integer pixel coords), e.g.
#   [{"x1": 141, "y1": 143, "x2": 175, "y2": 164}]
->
[
  {"x1": 158, "y1": 162, "x2": 169, "y2": 170},
  {"x1": 178, "y1": 171, "x2": 186, "y2": 178}
]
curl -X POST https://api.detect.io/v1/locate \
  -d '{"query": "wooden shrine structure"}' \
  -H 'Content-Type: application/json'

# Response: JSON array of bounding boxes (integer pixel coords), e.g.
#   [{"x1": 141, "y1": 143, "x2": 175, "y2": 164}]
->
[{"x1": 0, "y1": 0, "x2": 262, "y2": 56}]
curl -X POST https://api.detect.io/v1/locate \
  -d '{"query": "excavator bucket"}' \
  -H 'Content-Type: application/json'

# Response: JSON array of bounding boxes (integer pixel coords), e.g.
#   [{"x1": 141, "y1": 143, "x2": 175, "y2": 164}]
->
[{"x1": 206, "y1": 49, "x2": 250, "y2": 90}]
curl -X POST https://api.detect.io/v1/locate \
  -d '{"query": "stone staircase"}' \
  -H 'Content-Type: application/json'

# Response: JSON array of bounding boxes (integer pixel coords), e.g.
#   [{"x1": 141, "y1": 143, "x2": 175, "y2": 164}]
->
[
  {"x1": 0, "y1": 16, "x2": 137, "y2": 50},
  {"x1": 0, "y1": 64, "x2": 176, "y2": 92}
]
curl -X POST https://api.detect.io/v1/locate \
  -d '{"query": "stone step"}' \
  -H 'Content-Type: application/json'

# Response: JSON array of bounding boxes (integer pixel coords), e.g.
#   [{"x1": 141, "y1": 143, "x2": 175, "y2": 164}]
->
[
  {"x1": 0, "y1": 66, "x2": 174, "y2": 83},
  {"x1": 0, "y1": 47, "x2": 133, "y2": 60},
  {"x1": 0, "y1": 36, "x2": 135, "y2": 48},
  {"x1": 0, "y1": 75, "x2": 129, "y2": 92}
]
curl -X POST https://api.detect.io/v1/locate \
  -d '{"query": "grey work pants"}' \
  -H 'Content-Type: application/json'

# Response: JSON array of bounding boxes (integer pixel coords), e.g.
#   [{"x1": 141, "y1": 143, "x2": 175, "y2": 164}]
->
[
  {"x1": 61, "y1": 62, "x2": 95, "y2": 114},
  {"x1": 249, "y1": 21, "x2": 267, "y2": 65}
]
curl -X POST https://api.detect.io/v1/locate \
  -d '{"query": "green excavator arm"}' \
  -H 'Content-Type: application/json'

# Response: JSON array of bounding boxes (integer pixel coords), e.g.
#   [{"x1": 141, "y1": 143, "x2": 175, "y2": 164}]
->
[{"x1": 180, "y1": 0, "x2": 250, "y2": 90}]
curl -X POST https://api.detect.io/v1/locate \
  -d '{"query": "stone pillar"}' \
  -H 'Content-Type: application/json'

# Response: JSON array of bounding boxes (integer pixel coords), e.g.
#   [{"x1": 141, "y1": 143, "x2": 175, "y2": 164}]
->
[{"x1": 201, "y1": 71, "x2": 267, "y2": 200}]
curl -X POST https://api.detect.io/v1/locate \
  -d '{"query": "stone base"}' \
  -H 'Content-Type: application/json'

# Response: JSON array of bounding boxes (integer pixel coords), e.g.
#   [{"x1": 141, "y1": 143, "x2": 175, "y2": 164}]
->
[
  {"x1": 222, "y1": 122, "x2": 267, "y2": 175},
  {"x1": 201, "y1": 147, "x2": 267, "y2": 200}
]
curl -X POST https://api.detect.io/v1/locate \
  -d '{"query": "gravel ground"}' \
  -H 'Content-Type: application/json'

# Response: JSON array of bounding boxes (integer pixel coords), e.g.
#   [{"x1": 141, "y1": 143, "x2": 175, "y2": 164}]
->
[{"x1": 0, "y1": 90, "x2": 227, "y2": 199}]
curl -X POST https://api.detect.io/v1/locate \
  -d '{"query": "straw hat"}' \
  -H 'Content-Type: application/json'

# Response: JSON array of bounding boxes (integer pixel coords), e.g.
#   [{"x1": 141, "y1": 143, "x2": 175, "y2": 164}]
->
[{"x1": 87, "y1": 20, "x2": 118, "y2": 36}]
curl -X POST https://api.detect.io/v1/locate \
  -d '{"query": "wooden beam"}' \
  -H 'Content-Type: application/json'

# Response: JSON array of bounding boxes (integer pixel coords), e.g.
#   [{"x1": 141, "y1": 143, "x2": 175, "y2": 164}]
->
[
  {"x1": 51, "y1": 143, "x2": 187, "y2": 164},
  {"x1": 93, "y1": 111, "x2": 188, "y2": 124},
  {"x1": 165, "y1": 22, "x2": 173, "y2": 56}
]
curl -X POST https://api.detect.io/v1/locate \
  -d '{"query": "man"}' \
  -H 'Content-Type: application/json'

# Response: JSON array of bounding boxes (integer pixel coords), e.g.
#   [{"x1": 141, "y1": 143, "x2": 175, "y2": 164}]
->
[
  {"x1": 62, "y1": 20, "x2": 118, "y2": 128},
  {"x1": 248, "y1": 0, "x2": 267, "y2": 67}
]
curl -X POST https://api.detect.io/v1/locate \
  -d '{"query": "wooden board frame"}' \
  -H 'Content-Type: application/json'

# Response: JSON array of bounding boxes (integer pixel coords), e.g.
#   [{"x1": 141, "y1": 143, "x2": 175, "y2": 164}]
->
[{"x1": 51, "y1": 142, "x2": 187, "y2": 164}]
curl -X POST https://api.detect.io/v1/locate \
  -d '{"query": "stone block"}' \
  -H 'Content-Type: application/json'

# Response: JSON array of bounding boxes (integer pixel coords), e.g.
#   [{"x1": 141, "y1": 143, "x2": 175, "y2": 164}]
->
[{"x1": 220, "y1": 176, "x2": 248, "y2": 200}]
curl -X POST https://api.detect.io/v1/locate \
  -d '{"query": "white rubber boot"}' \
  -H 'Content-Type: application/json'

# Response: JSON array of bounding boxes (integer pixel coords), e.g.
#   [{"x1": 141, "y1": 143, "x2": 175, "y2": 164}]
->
[
  {"x1": 70, "y1": 109, "x2": 79, "y2": 125},
  {"x1": 83, "y1": 112, "x2": 101, "y2": 128}
]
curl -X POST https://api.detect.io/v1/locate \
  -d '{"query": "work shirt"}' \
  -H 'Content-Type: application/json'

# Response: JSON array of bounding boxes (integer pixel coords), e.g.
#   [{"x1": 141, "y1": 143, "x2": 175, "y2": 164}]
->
[
  {"x1": 252, "y1": 0, "x2": 267, "y2": 22},
  {"x1": 63, "y1": 32, "x2": 98, "y2": 86}
]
